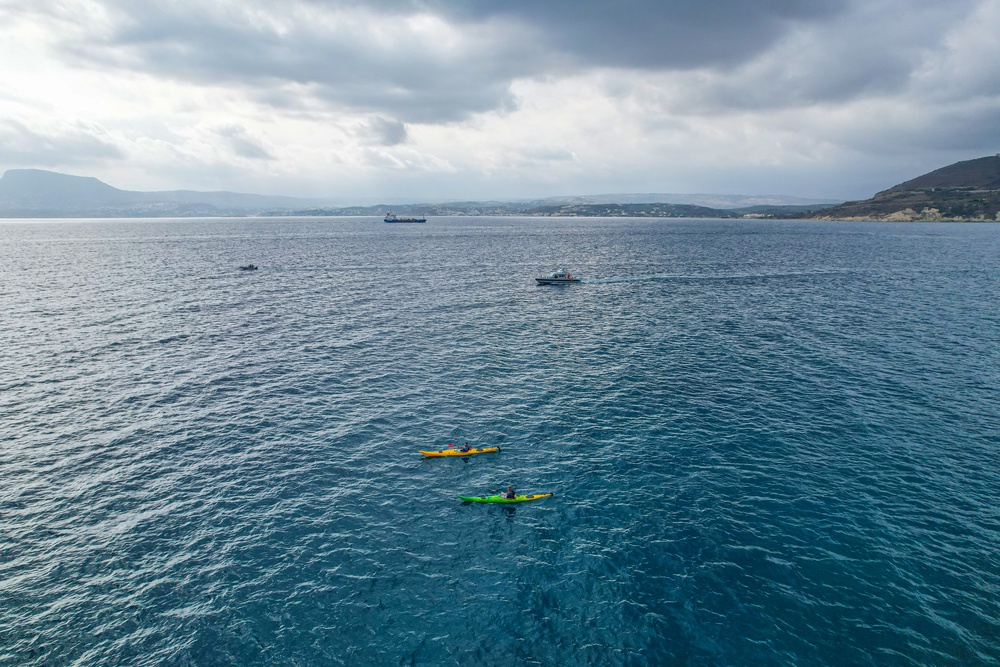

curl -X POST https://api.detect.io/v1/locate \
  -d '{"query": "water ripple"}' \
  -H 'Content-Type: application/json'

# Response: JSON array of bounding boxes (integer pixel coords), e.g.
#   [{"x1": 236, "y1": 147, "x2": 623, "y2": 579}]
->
[{"x1": 1, "y1": 217, "x2": 998, "y2": 666}]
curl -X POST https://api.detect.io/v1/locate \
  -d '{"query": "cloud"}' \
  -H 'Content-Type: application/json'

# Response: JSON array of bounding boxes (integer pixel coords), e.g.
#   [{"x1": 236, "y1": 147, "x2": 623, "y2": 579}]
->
[
  {"x1": 1, "y1": 0, "x2": 998, "y2": 200},
  {"x1": 357, "y1": 116, "x2": 408, "y2": 146},
  {"x1": 22, "y1": 0, "x2": 863, "y2": 125},
  {"x1": 214, "y1": 124, "x2": 274, "y2": 159},
  {"x1": 0, "y1": 118, "x2": 122, "y2": 166},
  {"x1": 434, "y1": 0, "x2": 850, "y2": 69},
  {"x1": 46, "y1": 1, "x2": 535, "y2": 124},
  {"x1": 613, "y1": 0, "x2": 986, "y2": 115},
  {"x1": 14, "y1": 1, "x2": 995, "y2": 125}
]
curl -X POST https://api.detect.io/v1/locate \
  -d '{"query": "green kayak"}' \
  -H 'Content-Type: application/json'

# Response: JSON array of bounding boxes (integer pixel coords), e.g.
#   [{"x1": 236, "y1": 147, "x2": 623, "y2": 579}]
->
[{"x1": 458, "y1": 493, "x2": 553, "y2": 504}]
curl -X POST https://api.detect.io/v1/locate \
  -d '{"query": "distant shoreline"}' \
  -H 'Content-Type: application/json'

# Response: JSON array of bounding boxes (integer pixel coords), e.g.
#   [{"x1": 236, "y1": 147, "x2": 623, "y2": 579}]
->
[{"x1": 1, "y1": 212, "x2": 997, "y2": 222}]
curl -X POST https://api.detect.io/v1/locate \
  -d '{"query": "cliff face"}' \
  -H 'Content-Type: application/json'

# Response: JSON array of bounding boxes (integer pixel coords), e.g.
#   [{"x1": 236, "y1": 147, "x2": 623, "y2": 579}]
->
[{"x1": 812, "y1": 156, "x2": 1000, "y2": 221}]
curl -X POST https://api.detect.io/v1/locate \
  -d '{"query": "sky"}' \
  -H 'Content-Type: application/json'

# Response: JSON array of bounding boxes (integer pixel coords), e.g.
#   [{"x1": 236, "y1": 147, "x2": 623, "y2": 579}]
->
[{"x1": 1, "y1": 0, "x2": 999, "y2": 203}]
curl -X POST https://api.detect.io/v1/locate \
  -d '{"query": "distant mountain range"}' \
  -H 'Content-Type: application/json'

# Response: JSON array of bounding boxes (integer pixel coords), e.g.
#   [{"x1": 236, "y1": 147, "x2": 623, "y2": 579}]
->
[
  {"x1": 2, "y1": 159, "x2": 998, "y2": 220},
  {"x1": 0, "y1": 168, "x2": 837, "y2": 218},
  {"x1": 0, "y1": 169, "x2": 333, "y2": 217},
  {"x1": 811, "y1": 155, "x2": 1000, "y2": 221}
]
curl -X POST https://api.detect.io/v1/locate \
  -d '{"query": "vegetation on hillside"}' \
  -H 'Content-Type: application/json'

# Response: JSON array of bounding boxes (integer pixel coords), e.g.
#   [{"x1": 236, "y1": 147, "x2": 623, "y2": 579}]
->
[{"x1": 812, "y1": 156, "x2": 1000, "y2": 221}]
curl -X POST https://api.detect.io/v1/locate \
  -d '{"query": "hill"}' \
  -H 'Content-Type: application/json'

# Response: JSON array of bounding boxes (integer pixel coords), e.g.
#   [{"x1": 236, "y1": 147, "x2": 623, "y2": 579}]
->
[
  {"x1": 812, "y1": 156, "x2": 1000, "y2": 221},
  {"x1": 0, "y1": 169, "x2": 128, "y2": 206},
  {"x1": 0, "y1": 169, "x2": 331, "y2": 217}
]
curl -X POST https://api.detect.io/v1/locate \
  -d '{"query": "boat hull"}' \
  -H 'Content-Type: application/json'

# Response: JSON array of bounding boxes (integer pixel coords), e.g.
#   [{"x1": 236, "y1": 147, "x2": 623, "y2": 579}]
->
[
  {"x1": 535, "y1": 278, "x2": 580, "y2": 284},
  {"x1": 458, "y1": 493, "x2": 553, "y2": 504},
  {"x1": 419, "y1": 447, "x2": 499, "y2": 457}
]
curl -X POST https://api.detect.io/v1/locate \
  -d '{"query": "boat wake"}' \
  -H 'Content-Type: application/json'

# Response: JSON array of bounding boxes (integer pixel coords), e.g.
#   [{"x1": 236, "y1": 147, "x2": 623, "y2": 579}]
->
[
  {"x1": 582, "y1": 274, "x2": 675, "y2": 284},
  {"x1": 583, "y1": 269, "x2": 856, "y2": 285}
]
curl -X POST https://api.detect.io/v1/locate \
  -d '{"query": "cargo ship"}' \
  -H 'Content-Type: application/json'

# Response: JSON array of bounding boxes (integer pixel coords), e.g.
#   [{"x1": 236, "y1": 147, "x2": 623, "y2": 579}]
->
[{"x1": 384, "y1": 213, "x2": 427, "y2": 223}]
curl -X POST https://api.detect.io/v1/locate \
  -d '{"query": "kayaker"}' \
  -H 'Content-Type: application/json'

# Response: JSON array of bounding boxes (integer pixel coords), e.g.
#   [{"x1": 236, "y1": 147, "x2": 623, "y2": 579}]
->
[
  {"x1": 504, "y1": 485, "x2": 516, "y2": 499},
  {"x1": 459, "y1": 443, "x2": 471, "y2": 452}
]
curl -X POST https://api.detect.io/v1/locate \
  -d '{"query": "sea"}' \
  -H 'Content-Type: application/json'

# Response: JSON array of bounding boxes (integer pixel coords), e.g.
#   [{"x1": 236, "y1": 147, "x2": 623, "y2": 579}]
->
[{"x1": 1, "y1": 216, "x2": 998, "y2": 666}]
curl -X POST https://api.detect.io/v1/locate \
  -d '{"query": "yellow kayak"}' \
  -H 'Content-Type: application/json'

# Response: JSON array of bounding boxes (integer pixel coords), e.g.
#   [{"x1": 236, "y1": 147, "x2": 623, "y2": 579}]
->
[{"x1": 419, "y1": 446, "x2": 500, "y2": 458}]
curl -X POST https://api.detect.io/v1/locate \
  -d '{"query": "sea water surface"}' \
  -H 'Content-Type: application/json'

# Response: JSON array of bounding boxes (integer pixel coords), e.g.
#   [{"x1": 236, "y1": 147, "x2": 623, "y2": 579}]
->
[{"x1": 1, "y1": 217, "x2": 998, "y2": 666}]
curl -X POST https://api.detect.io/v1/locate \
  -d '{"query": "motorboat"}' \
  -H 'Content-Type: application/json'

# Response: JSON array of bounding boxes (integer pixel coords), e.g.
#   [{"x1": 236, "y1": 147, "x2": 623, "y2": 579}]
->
[
  {"x1": 535, "y1": 270, "x2": 581, "y2": 285},
  {"x1": 238, "y1": 264, "x2": 258, "y2": 271}
]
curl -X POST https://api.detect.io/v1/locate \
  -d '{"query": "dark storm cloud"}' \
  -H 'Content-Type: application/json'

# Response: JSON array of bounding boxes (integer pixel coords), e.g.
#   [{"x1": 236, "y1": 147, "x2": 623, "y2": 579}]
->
[
  {"x1": 41, "y1": 0, "x2": 859, "y2": 124},
  {"x1": 427, "y1": 0, "x2": 850, "y2": 69},
  {"x1": 296, "y1": 0, "x2": 849, "y2": 68},
  {"x1": 610, "y1": 0, "x2": 989, "y2": 125}
]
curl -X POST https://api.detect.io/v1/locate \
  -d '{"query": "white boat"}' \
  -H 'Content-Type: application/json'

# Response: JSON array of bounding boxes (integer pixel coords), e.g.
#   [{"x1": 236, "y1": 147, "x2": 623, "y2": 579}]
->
[{"x1": 535, "y1": 270, "x2": 581, "y2": 285}]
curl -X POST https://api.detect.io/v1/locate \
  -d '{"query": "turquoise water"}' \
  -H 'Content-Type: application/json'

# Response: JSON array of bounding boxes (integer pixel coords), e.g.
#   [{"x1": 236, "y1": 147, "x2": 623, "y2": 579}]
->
[{"x1": 1, "y1": 217, "x2": 998, "y2": 666}]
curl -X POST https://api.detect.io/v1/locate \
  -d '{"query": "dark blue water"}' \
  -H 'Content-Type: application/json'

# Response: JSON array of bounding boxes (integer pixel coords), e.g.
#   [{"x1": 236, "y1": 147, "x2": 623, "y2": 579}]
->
[{"x1": 1, "y1": 217, "x2": 998, "y2": 666}]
